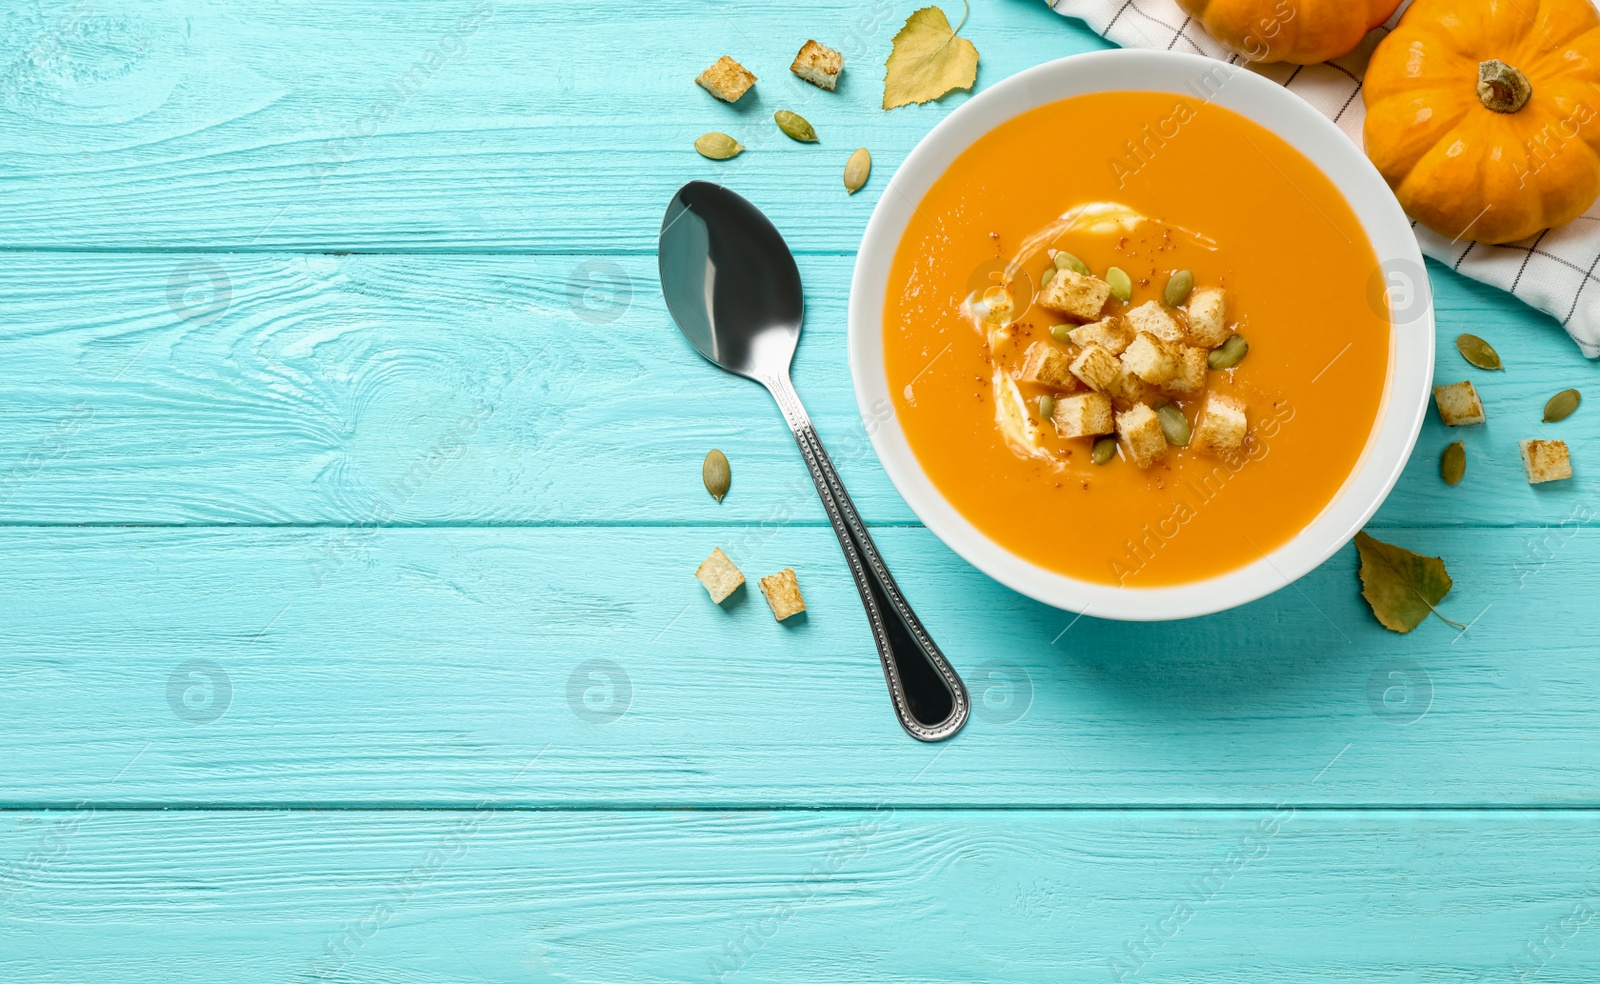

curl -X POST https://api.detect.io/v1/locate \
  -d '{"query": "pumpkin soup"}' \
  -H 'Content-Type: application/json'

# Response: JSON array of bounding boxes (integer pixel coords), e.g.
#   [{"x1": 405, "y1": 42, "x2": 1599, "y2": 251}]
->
[{"x1": 884, "y1": 90, "x2": 1391, "y2": 587}]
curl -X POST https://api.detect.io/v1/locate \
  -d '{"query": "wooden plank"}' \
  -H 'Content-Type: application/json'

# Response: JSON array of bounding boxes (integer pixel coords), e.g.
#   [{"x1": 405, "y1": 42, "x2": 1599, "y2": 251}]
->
[
  {"x1": 0, "y1": 0, "x2": 1103, "y2": 252},
  {"x1": 0, "y1": 252, "x2": 1579, "y2": 527},
  {"x1": 1, "y1": 809, "x2": 1597, "y2": 981},
  {"x1": 0, "y1": 251, "x2": 906, "y2": 525},
  {"x1": 1, "y1": 525, "x2": 1595, "y2": 807}
]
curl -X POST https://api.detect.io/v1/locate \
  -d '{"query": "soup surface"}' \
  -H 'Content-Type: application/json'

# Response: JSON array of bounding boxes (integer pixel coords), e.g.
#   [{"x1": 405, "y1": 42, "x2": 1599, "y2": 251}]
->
[{"x1": 883, "y1": 90, "x2": 1391, "y2": 587}]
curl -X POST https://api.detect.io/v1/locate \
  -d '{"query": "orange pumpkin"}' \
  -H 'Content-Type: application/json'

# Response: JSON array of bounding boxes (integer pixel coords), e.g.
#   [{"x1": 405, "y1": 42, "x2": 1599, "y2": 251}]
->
[
  {"x1": 1176, "y1": 0, "x2": 1403, "y2": 64},
  {"x1": 1363, "y1": 0, "x2": 1600, "y2": 245}
]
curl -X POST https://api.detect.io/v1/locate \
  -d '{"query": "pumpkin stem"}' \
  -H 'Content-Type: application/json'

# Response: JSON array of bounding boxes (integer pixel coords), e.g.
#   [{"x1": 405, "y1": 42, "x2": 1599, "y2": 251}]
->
[{"x1": 1478, "y1": 59, "x2": 1532, "y2": 114}]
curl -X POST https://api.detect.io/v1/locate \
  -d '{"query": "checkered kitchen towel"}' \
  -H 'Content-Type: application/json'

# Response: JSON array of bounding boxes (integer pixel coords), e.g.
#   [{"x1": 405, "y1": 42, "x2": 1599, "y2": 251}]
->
[{"x1": 1046, "y1": 0, "x2": 1600, "y2": 356}]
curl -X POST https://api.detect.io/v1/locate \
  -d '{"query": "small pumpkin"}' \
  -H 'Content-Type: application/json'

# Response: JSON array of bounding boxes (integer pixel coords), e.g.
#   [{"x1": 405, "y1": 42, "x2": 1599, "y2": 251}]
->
[
  {"x1": 1176, "y1": 0, "x2": 1403, "y2": 64},
  {"x1": 1364, "y1": 0, "x2": 1600, "y2": 245}
]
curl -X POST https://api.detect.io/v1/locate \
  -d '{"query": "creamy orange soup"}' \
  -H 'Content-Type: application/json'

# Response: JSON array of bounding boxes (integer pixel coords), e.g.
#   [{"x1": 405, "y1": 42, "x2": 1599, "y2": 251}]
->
[{"x1": 884, "y1": 91, "x2": 1391, "y2": 587}]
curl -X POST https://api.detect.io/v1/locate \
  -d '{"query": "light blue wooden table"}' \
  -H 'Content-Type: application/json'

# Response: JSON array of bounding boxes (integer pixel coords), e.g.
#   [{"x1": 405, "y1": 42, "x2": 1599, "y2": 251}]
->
[{"x1": 2, "y1": 0, "x2": 1598, "y2": 979}]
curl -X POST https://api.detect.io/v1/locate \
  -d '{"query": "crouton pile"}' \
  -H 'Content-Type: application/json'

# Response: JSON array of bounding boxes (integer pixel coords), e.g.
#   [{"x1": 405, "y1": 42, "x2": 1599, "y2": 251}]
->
[
  {"x1": 1016, "y1": 258, "x2": 1249, "y2": 469},
  {"x1": 696, "y1": 547, "x2": 808, "y2": 621},
  {"x1": 695, "y1": 41, "x2": 844, "y2": 104}
]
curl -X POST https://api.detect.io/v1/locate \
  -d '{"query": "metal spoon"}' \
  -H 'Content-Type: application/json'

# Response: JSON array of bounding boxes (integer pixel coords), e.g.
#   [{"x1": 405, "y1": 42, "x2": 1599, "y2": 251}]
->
[{"x1": 659, "y1": 180, "x2": 969, "y2": 742}]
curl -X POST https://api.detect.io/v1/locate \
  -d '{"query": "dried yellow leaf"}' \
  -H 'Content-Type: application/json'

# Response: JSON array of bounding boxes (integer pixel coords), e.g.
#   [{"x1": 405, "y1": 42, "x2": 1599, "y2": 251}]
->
[
  {"x1": 1354, "y1": 532, "x2": 1462, "y2": 634},
  {"x1": 882, "y1": 4, "x2": 979, "y2": 110}
]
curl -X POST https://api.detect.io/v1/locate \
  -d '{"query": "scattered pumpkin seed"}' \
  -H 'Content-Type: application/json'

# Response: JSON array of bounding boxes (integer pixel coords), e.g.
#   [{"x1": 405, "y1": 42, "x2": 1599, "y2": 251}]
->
[
  {"x1": 1053, "y1": 251, "x2": 1091, "y2": 276},
  {"x1": 1544, "y1": 388, "x2": 1581, "y2": 422},
  {"x1": 1456, "y1": 333, "x2": 1503, "y2": 370},
  {"x1": 1092, "y1": 436, "x2": 1118, "y2": 465},
  {"x1": 1163, "y1": 269, "x2": 1194, "y2": 307},
  {"x1": 1106, "y1": 267, "x2": 1133, "y2": 303},
  {"x1": 843, "y1": 147, "x2": 871, "y2": 193},
  {"x1": 1050, "y1": 323, "x2": 1074, "y2": 344},
  {"x1": 1157, "y1": 404, "x2": 1192, "y2": 446},
  {"x1": 775, "y1": 110, "x2": 818, "y2": 142},
  {"x1": 695, "y1": 132, "x2": 744, "y2": 160},
  {"x1": 1040, "y1": 267, "x2": 1059, "y2": 290},
  {"x1": 1208, "y1": 333, "x2": 1248, "y2": 370},
  {"x1": 702, "y1": 449, "x2": 731, "y2": 502},
  {"x1": 1038, "y1": 394, "x2": 1055, "y2": 420},
  {"x1": 1440, "y1": 441, "x2": 1466, "y2": 486}
]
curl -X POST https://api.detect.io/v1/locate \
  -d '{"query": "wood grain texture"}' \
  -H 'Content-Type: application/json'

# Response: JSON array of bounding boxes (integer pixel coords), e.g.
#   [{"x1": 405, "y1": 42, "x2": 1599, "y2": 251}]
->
[
  {"x1": 4, "y1": 0, "x2": 1599, "y2": 969},
  {"x1": 2, "y1": 525, "x2": 1594, "y2": 807},
  {"x1": 0, "y1": 252, "x2": 1581, "y2": 526},
  {"x1": 0, "y1": 0, "x2": 1097, "y2": 253},
  {"x1": 2, "y1": 809, "x2": 1598, "y2": 982}
]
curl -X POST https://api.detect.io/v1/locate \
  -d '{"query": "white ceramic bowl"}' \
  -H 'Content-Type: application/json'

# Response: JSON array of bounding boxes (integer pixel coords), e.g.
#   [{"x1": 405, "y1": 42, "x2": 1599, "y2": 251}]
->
[{"x1": 849, "y1": 49, "x2": 1434, "y2": 621}]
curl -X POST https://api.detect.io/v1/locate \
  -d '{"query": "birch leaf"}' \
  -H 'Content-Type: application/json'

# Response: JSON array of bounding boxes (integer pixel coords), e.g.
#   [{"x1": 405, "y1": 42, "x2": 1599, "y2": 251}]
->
[
  {"x1": 1354, "y1": 532, "x2": 1463, "y2": 634},
  {"x1": 883, "y1": 4, "x2": 979, "y2": 110}
]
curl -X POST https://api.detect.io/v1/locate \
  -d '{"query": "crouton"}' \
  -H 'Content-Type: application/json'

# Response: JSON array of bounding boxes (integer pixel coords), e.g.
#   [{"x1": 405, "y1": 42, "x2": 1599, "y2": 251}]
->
[
  {"x1": 697, "y1": 56, "x2": 758, "y2": 102},
  {"x1": 1122, "y1": 333, "x2": 1179, "y2": 384},
  {"x1": 1069, "y1": 343, "x2": 1121, "y2": 392},
  {"x1": 1108, "y1": 366, "x2": 1161, "y2": 410},
  {"x1": 1433, "y1": 381, "x2": 1485, "y2": 427},
  {"x1": 1116, "y1": 404, "x2": 1168, "y2": 469},
  {"x1": 696, "y1": 547, "x2": 745, "y2": 603},
  {"x1": 1038, "y1": 270, "x2": 1112, "y2": 323},
  {"x1": 1124, "y1": 301, "x2": 1185, "y2": 343},
  {"x1": 1051, "y1": 392, "x2": 1115, "y2": 439},
  {"x1": 1067, "y1": 317, "x2": 1132, "y2": 356},
  {"x1": 758, "y1": 567, "x2": 807, "y2": 620},
  {"x1": 1165, "y1": 346, "x2": 1210, "y2": 395},
  {"x1": 790, "y1": 40, "x2": 842, "y2": 91},
  {"x1": 1185, "y1": 287, "x2": 1230, "y2": 347},
  {"x1": 1018, "y1": 342, "x2": 1078, "y2": 391},
  {"x1": 1193, "y1": 393, "x2": 1248, "y2": 456},
  {"x1": 1520, "y1": 439, "x2": 1573, "y2": 484}
]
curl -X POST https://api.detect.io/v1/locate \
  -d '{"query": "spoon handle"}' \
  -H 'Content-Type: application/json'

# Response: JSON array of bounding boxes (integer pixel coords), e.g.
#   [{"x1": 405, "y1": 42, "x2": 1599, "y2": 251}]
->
[{"x1": 764, "y1": 375, "x2": 969, "y2": 742}]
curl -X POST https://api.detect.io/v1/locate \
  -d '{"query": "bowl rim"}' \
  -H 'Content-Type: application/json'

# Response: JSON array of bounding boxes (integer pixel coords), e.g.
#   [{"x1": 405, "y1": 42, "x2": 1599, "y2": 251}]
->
[{"x1": 847, "y1": 48, "x2": 1435, "y2": 621}]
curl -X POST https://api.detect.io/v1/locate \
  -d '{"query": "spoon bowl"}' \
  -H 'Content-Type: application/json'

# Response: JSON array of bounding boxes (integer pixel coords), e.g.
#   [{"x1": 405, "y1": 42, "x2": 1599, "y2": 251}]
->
[{"x1": 660, "y1": 181, "x2": 803, "y2": 382}]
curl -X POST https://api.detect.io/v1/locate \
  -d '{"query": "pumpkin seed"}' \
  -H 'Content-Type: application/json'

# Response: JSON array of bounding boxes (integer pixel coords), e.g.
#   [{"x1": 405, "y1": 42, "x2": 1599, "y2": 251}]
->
[
  {"x1": 1041, "y1": 267, "x2": 1059, "y2": 290},
  {"x1": 1163, "y1": 269, "x2": 1194, "y2": 307},
  {"x1": 1456, "y1": 333, "x2": 1503, "y2": 370},
  {"x1": 775, "y1": 110, "x2": 818, "y2": 142},
  {"x1": 702, "y1": 449, "x2": 731, "y2": 502},
  {"x1": 1038, "y1": 394, "x2": 1055, "y2": 420},
  {"x1": 1440, "y1": 441, "x2": 1466, "y2": 486},
  {"x1": 1157, "y1": 404, "x2": 1191, "y2": 446},
  {"x1": 843, "y1": 147, "x2": 871, "y2": 193},
  {"x1": 1106, "y1": 267, "x2": 1133, "y2": 303},
  {"x1": 1053, "y1": 251, "x2": 1091, "y2": 276},
  {"x1": 1544, "y1": 388, "x2": 1581, "y2": 422},
  {"x1": 1208, "y1": 333, "x2": 1248, "y2": 370},
  {"x1": 695, "y1": 132, "x2": 744, "y2": 160},
  {"x1": 1092, "y1": 436, "x2": 1118, "y2": 465},
  {"x1": 1050, "y1": 323, "x2": 1074, "y2": 344}
]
